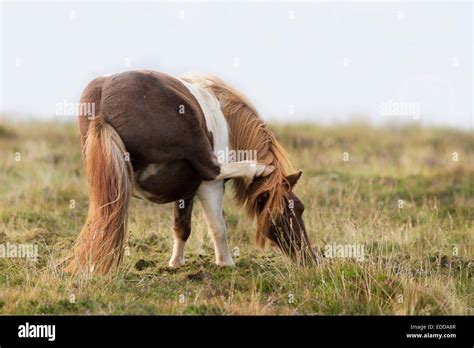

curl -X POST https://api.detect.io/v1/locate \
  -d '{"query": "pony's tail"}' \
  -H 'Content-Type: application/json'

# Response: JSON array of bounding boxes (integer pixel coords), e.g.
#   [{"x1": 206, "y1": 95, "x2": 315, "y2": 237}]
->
[{"x1": 65, "y1": 115, "x2": 133, "y2": 275}]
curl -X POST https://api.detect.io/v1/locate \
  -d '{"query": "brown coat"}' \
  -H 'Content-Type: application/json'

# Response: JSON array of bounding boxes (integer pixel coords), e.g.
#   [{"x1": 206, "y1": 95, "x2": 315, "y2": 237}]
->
[{"x1": 78, "y1": 70, "x2": 220, "y2": 203}]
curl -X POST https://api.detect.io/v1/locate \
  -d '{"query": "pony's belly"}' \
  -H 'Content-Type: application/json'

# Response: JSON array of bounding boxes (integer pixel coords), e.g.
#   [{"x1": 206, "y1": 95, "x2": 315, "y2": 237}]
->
[{"x1": 134, "y1": 161, "x2": 202, "y2": 203}]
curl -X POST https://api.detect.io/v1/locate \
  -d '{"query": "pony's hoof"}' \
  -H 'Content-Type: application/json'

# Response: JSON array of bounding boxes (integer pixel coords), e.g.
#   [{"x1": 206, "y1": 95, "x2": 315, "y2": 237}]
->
[
  {"x1": 216, "y1": 259, "x2": 235, "y2": 267},
  {"x1": 168, "y1": 258, "x2": 185, "y2": 268}
]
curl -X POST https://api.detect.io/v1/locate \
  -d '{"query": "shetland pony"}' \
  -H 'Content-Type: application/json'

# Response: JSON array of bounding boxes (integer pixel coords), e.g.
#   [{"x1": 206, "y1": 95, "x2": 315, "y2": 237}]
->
[{"x1": 65, "y1": 70, "x2": 316, "y2": 274}]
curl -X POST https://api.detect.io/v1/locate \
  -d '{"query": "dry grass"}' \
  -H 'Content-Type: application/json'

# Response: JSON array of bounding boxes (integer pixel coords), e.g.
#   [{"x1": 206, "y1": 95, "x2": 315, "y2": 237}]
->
[{"x1": 0, "y1": 120, "x2": 472, "y2": 315}]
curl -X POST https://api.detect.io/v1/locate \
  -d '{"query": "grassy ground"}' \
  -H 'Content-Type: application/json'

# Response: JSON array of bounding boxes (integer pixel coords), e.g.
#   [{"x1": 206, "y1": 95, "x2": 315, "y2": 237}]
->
[{"x1": 0, "y1": 120, "x2": 472, "y2": 315}]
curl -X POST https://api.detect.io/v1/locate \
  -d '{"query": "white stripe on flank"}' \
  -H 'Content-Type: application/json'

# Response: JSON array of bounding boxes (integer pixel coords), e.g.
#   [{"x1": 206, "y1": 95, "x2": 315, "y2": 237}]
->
[{"x1": 178, "y1": 75, "x2": 230, "y2": 164}]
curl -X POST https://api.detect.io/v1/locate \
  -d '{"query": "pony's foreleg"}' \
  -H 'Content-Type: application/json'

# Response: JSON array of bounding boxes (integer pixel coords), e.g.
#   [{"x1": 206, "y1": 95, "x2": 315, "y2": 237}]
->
[
  {"x1": 169, "y1": 196, "x2": 194, "y2": 267},
  {"x1": 215, "y1": 161, "x2": 274, "y2": 182},
  {"x1": 197, "y1": 180, "x2": 235, "y2": 266}
]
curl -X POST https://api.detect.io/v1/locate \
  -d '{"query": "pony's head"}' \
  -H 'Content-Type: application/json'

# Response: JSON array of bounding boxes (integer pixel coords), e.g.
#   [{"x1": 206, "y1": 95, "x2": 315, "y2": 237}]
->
[
  {"x1": 184, "y1": 72, "x2": 318, "y2": 265},
  {"x1": 254, "y1": 170, "x2": 317, "y2": 265}
]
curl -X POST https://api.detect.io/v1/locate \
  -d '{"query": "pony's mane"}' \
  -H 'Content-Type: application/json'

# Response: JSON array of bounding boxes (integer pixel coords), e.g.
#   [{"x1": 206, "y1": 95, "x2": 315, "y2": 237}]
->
[{"x1": 183, "y1": 73, "x2": 294, "y2": 247}]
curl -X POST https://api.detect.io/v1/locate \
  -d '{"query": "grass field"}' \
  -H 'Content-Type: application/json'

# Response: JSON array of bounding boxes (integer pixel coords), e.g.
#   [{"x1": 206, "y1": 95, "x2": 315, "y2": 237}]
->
[{"x1": 0, "y1": 120, "x2": 472, "y2": 315}]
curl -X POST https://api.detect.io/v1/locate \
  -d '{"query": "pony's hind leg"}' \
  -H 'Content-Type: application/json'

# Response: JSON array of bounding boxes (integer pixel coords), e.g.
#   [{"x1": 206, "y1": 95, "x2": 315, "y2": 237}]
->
[
  {"x1": 197, "y1": 180, "x2": 235, "y2": 266},
  {"x1": 169, "y1": 196, "x2": 194, "y2": 267}
]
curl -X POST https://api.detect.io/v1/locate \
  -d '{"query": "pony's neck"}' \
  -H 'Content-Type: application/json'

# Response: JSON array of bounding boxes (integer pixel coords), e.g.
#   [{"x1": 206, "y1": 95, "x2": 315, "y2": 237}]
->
[
  {"x1": 179, "y1": 72, "x2": 294, "y2": 247},
  {"x1": 193, "y1": 73, "x2": 294, "y2": 247}
]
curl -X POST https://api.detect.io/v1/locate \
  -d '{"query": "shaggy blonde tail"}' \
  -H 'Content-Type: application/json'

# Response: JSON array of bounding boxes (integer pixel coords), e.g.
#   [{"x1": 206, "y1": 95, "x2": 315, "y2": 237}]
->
[{"x1": 65, "y1": 115, "x2": 133, "y2": 275}]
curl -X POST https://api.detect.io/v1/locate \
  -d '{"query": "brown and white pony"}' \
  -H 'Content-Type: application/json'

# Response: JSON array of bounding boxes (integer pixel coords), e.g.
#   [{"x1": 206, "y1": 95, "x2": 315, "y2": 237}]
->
[{"x1": 65, "y1": 70, "x2": 316, "y2": 274}]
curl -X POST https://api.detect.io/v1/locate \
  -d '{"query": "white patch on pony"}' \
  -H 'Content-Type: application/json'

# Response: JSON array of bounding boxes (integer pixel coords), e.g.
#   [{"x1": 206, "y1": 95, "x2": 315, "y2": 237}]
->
[
  {"x1": 132, "y1": 164, "x2": 162, "y2": 200},
  {"x1": 179, "y1": 75, "x2": 234, "y2": 266},
  {"x1": 169, "y1": 239, "x2": 186, "y2": 267},
  {"x1": 139, "y1": 163, "x2": 161, "y2": 181},
  {"x1": 178, "y1": 75, "x2": 230, "y2": 163},
  {"x1": 216, "y1": 161, "x2": 275, "y2": 182}
]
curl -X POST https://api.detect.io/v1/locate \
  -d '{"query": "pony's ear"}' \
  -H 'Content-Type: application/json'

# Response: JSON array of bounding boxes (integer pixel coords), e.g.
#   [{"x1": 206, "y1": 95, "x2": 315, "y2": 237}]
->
[{"x1": 285, "y1": 171, "x2": 303, "y2": 189}]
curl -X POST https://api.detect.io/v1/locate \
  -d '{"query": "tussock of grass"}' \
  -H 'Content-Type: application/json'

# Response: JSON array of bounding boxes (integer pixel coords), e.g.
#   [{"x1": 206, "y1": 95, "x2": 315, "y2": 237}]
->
[{"x1": 0, "y1": 121, "x2": 472, "y2": 315}]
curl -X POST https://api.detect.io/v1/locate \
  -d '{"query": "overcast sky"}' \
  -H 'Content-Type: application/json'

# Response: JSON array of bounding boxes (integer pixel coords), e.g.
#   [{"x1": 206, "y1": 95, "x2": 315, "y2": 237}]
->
[{"x1": 1, "y1": 1, "x2": 472, "y2": 129}]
